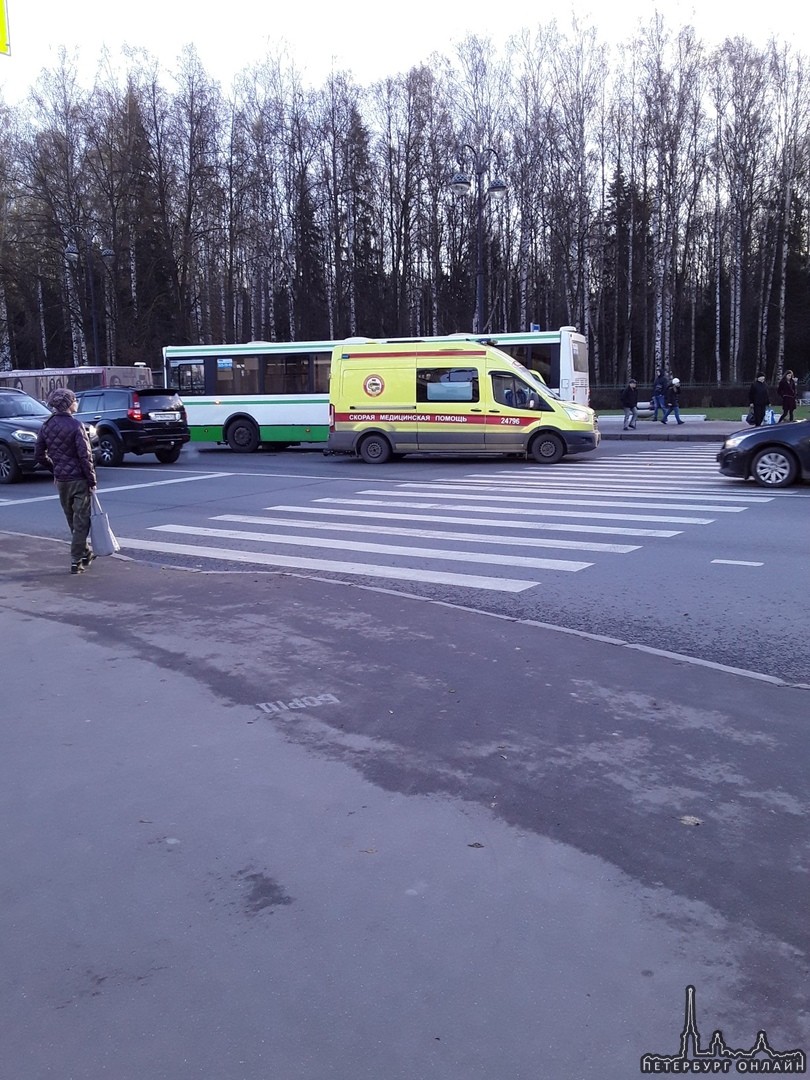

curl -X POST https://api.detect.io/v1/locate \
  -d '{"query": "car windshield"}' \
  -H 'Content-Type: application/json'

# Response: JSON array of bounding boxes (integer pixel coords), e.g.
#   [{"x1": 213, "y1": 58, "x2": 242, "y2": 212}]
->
[{"x1": 0, "y1": 393, "x2": 50, "y2": 419}]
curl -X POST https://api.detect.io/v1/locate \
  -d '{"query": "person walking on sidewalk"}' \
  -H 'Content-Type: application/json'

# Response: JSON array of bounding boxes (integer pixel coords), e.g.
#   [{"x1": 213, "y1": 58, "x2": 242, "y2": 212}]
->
[
  {"x1": 748, "y1": 372, "x2": 770, "y2": 427},
  {"x1": 651, "y1": 370, "x2": 668, "y2": 422},
  {"x1": 620, "y1": 378, "x2": 639, "y2": 430},
  {"x1": 777, "y1": 369, "x2": 797, "y2": 423},
  {"x1": 661, "y1": 378, "x2": 685, "y2": 424},
  {"x1": 35, "y1": 387, "x2": 98, "y2": 575}
]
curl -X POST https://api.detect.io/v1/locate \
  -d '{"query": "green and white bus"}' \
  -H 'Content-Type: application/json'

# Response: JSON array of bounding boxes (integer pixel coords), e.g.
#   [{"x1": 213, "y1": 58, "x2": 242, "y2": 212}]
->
[{"x1": 162, "y1": 327, "x2": 589, "y2": 453}]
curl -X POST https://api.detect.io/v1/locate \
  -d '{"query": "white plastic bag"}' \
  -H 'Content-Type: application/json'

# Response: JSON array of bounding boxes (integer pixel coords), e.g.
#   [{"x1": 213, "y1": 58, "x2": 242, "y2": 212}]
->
[
  {"x1": 90, "y1": 491, "x2": 121, "y2": 556},
  {"x1": 764, "y1": 407, "x2": 777, "y2": 425}
]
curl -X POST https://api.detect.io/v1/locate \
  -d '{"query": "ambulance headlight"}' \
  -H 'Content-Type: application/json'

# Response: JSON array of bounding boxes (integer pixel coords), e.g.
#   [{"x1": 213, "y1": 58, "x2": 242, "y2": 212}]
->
[{"x1": 563, "y1": 406, "x2": 591, "y2": 422}]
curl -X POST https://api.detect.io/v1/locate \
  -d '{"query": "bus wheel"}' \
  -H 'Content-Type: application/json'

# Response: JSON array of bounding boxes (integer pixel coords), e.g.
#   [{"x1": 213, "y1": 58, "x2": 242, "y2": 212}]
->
[
  {"x1": 530, "y1": 432, "x2": 564, "y2": 464},
  {"x1": 358, "y1": 433, "x2": 391, "y2": 464},
  {"x1": 226, "y1": 419, "x2": 260, "y2": 453}
]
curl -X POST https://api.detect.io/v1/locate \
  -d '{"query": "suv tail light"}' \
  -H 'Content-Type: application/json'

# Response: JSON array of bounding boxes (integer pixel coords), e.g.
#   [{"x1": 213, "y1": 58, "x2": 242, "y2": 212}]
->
[{"x1": 127, "y1": 393, "x2": 142, "y2": 422}]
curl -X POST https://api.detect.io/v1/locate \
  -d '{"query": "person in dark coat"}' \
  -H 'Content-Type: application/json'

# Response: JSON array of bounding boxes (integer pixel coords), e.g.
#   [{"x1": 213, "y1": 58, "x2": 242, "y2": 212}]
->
[
  {"x1": 777, "y1": 369, "x2": 797, "y2": 423},
  {"x1": 35, "y1": 387, "x2": 98, "y2": 574},
  {"x1": 651, "y1": 370, "x2": 668, "y2": 422},
  {"x1": 661, "y1": 377, "x2": 685, "y2": 424},
  {"x1": 620, "y1": 378, "x2": 639, "y2": 430},
  {"x1": 748, "y1": 373, "x2": 770, "y2": 427}
]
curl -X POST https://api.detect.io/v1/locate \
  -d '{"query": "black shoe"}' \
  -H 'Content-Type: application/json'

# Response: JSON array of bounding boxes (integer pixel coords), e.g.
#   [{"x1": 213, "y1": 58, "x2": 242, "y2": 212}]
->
[
  {"x1": 677, "y1": 420, "x2": 685, "y2": 425},
  {"x1": 80, "y1": 551, "x2": 97, "y2": 570},
  {"x1": 70, "y1": 563, "x2": 85, "y2": 575}
]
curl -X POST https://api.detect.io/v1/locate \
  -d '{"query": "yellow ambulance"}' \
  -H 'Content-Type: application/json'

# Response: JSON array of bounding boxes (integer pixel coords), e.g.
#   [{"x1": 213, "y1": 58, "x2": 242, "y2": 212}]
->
[{"x1": 326, "y1": 338, "x2": 599, "y2": 463}]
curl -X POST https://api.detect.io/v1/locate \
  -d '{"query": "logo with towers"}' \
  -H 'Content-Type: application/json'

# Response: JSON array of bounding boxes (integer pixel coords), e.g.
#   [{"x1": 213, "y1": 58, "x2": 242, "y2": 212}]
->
[{"x1": 641, "y1": 986, "x2": 806, "y2": 1073}]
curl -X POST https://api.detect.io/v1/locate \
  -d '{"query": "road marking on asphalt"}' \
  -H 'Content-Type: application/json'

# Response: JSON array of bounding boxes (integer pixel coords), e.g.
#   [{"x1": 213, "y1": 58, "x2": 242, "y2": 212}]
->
[
  {"x1": 0, "y1": 473, "x2": 229, "y2": 506},
  {"x1": 118, "y1": 537, "x2": 539, "y2": 592},
  {"x1": 150, "y1": 523, "x2": 592, "y2": 571},
  {"x1": 391, "y1": 483, "x2": 748, "y2": 512},
  {"x1": 271, "y1": 504, "x2": 680, "y2": 538},
  {"x1": 711, "y1": 559, "x2": 764, "y2": 566},
  {"x1": 351, "y1": 491, "x2": 714, "y2": 524},
  {"x1": 214, "y1": 513, "x2": 639, "y2": 553}
]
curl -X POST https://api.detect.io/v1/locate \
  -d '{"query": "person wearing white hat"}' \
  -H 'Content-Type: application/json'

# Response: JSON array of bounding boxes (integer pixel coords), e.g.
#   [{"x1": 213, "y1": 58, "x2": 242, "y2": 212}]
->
[{"x1": 661, "y1": 377, "x2": 685, "y2": 425}]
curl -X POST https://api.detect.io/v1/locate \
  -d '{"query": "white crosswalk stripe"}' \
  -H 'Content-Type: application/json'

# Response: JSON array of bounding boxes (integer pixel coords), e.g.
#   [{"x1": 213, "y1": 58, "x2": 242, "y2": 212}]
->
[{"x1": 119, "y1": 445, "x2": 777, "y2": 594}]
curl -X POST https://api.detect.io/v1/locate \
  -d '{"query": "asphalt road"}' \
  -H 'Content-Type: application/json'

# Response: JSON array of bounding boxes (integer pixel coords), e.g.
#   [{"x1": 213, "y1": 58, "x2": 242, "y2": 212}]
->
[
  {"x1": 2, "y1": 440, "x2": 809, "y2": 1079},
  {"x1": 3, "y1": 439, "x2": 807, "y2": 683}
]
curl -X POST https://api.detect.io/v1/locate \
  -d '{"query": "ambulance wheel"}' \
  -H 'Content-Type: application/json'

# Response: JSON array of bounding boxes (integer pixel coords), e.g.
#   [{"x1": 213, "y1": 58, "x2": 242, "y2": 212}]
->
[
  {"x1": 358, "y1": 433, "x2": 391, "y2": 464},
  {"x1": 530, "y1": 432, "x2": 564, "y2": 464}
]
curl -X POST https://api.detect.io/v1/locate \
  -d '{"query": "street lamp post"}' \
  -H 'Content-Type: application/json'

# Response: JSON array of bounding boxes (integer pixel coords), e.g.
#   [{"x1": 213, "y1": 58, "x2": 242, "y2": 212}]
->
[
  {"x1": 450, "y1": 146, "x2": 507, "y2": 334},
  {"x1": 65, "y1": 237, "x2": 114, "y2": 365}
]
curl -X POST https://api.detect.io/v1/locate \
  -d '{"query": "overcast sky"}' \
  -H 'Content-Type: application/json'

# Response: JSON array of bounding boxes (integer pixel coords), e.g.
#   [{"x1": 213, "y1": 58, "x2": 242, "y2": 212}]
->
[{"x1": 0, "y1": 0, "x2": 806, "y2": 103}]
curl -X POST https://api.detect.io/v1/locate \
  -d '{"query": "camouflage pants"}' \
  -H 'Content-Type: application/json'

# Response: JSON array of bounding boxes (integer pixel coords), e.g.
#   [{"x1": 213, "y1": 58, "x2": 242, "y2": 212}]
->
[{"x1": 57, "y1": 479, "x2": 92, "y2": 563}]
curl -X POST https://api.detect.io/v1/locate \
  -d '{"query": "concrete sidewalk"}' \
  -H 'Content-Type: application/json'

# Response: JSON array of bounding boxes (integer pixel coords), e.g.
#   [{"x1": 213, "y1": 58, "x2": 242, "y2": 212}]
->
[
  {"x1": 2, "y1": 531, "x2": 810, "y2": 1079},
  {"x1": 598, "y1": 414, "x2": 745, "y2": 442}
]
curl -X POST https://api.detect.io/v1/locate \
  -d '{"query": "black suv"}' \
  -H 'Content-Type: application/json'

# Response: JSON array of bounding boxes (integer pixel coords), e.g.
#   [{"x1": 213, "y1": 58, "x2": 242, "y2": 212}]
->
[
  {"x1": 74, "y1": 387, "x2": 190, "y2": 466},
  {"x1": 0, "y1": 388, "x2": 100, "y2": 484}
]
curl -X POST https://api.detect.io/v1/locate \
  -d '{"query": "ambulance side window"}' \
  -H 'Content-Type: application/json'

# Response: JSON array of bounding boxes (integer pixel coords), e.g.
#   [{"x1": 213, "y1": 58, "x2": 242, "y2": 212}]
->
[{"x1": 416, "y1": 367, "x2": 480, "y2": 403}]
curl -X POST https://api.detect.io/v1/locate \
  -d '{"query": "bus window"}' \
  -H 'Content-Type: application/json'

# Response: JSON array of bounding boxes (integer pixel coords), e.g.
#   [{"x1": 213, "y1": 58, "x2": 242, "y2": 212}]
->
[
  {"x1": 218, "y1": 356, "x2": 259, "y2": 395},
  {"x1": 262, "y1": 354, "x2": 309, "y2": 393},
  {"x1": 312, "y1": 352, "x2": 330, "y2": 393},
  {"x1": 174, "y1": 363, "x2": 206, "y2": 395},
  {"x1": 571, "y1": 340, "x2": 588, "y2": 372},
  {"x1": 284, "y1": 356, "x2": 309, "y2": 394}
]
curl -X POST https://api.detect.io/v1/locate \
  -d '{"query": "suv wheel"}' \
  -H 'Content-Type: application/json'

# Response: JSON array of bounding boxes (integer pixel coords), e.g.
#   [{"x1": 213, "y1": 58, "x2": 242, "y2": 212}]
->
[
  {"x1": 0, "y1": 443, "x2": 22, "y2": 484},
  {"x1": 97, "y1": 431, "x2": 124, "y2": 467},
  {"x1": 155, "y1": 444, "x2": 183, "y2": 464}
]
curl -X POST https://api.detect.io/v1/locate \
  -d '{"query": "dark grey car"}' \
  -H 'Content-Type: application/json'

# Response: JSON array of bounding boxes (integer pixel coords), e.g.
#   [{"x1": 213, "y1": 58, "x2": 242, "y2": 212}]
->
[{"x1": 0, "y1": 388, "x2": 99, "y2": 484}]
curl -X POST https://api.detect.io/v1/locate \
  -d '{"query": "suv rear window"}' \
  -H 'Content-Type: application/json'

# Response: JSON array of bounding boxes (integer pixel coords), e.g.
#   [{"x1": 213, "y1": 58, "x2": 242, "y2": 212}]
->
[{"x1": 138, "y1": 391, "x2": 184, "y2": 410}]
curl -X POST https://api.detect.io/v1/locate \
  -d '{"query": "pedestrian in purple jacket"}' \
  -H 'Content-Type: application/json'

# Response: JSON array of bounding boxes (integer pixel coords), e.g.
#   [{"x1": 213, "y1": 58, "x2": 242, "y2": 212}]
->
[{"x1": 35, "y1": 387, "x2": 98, "y2": 574}]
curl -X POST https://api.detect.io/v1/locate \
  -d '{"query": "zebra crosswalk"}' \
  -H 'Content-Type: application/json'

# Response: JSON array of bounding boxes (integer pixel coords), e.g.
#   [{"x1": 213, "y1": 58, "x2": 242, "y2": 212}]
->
[{"x1": 118, "y1": 446, "x2": 783, "y2": 595}]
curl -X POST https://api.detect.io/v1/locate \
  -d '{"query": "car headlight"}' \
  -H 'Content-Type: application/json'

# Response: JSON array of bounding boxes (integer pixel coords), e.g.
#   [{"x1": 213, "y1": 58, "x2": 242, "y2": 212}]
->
[
  {"x1": 563, "y1": 406, "x2": 592, "y2": 422},
  {"x1": 723, "y1": 435, "x2": 748, "y2": 449},
  {"x1": 12, "y1": 429, "x2": 37, "y2": 443}
]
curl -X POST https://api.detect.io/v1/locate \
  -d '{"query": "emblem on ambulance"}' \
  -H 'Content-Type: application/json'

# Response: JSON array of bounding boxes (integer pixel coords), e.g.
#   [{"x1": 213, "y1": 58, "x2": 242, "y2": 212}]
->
[{"x1": 363, "y1": 374, "x2": 385, "y2": 397}]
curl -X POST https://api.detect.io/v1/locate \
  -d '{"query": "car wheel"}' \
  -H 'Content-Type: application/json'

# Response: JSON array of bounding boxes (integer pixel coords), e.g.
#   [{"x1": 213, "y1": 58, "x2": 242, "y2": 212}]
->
[
  {"x1": 529, "y1": 432, "x2": 565, "y2": 464},
  {"x1": 0, "y1": 443, "x2": 22, "y2": 484},
  {"x1": 751, "y1": 447, "x2": 798, "y2": 487},
  {"x1": 97, "y1": 431, "x2": 124, "y2": 467},
  {"x1": 226, "y1": 419, "x2": 260, "y2": 453},
  {"x1": 155, "y1": 445, "x2": 183, "y2": 464},
  {"x1": 358, "y1": 433, "x2": 391, "y2": 464}
]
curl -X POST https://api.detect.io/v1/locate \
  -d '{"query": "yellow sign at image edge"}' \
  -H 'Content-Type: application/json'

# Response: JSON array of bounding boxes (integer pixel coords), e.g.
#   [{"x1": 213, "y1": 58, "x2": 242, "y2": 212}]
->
[{"x1": 0, "y1": 0, "x2": 9, "y2": 56}]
